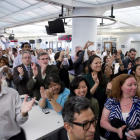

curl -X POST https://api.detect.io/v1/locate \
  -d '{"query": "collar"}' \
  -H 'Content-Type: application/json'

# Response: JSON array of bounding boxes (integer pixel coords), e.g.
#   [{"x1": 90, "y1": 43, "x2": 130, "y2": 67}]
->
[
  {"x1": 0, "y1": 86, "x2": 8, "y2": 97},
  {"x1": 128, "y1": 57, "x2": 135, "y2": 62},
  {"x1": 24, "y1": 65, "x2": 30, "y2": 69},
  {"x1": 67, "y1": 132, "x2": 70, "y2": 140}
]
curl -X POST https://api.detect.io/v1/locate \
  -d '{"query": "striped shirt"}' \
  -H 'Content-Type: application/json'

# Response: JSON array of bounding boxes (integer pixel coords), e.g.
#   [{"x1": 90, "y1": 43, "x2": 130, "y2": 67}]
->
[{"x1": 104, "y1": 96, "x2": 140, "y2": 138}]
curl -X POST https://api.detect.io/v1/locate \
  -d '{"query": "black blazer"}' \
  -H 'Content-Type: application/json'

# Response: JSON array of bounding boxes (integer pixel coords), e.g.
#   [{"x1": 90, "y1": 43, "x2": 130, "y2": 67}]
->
[
  {"x1": 13, "y1": 64, "x2": 32, "y2": 96},
  {"x1": 26, "y1": 65, "x2": 58, "y2": 101},
  {"x1": 44, "y1": 127, "x2": 100, "y2": 140}
]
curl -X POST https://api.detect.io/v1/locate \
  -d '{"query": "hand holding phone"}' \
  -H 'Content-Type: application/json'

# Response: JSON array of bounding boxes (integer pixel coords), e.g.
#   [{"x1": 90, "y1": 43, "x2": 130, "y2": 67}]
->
[{"x1": 125, "y1": 132, "x2": 136, "y2": 139}]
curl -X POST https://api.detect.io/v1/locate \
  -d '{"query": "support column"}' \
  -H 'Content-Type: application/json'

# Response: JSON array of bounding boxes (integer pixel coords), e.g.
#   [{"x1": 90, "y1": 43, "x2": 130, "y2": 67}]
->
[{"x1": 72, "y1": 8, "x2": 97, "y2": 59}]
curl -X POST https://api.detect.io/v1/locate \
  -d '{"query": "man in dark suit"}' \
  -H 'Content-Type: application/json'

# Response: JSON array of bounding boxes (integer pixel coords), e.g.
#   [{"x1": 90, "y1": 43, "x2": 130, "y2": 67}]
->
[
  {"x1": 26, "y1": 52, "x2": 58, "y2": 101},
  {"x1": 13, "y1": 51, "x2": 32, "y2": 96},
  {"x1": 45, "y1": 97, "x2": 100, "y2": 140}
]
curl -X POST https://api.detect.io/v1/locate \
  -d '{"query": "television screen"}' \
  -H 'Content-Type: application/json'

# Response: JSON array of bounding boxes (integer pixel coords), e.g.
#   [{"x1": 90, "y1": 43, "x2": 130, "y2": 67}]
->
[
  {"x1": 48, "y1": 19, "x2": 65, "y2": 33},
  {"x1": 45, "y1": 26, "x2": 57, "y2": 36}
]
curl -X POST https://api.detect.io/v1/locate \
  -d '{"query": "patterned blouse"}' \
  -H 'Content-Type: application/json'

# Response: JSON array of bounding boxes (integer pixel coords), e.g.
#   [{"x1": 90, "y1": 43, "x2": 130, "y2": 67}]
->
[{"x1": 104, "y1": 96, "x2": 140, "y2": 138}]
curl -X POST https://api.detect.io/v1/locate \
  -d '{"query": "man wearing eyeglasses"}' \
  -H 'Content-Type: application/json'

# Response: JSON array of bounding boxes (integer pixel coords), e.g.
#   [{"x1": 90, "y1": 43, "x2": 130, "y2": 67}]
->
[
  {"x1": 45, "y1": 96, "x2": 100, "y2": 140},
  {"x1": 26, "y1": 52, "x2": 58, "y2": 100},
  {"x1": 13, "y1": 51, "x2": 33, "y2": 96}
]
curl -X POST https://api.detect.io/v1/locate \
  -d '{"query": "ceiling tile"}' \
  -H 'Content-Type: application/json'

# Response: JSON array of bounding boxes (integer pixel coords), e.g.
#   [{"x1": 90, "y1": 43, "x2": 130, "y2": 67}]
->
[
  {"x1": 0, "y1": 12, "x2": 5, "y2": 17},
  {"x1": 75, "y1": 0, "x2": 98, "y2": 4},
  {"x1": 32, "y1": 8, "x2": 48, "y2": 15},
  {"x1": 0, "y1": 1, "x2": 20, "y2": 12},
  {"x1": 12, "y1": 14, "x2": 31, "y2": 21},
  {"x1": 0, "y1": 7, "x2": 12, "y2": 15},
  {"x1": 41, "y1": 4, "x2": 60, "y2": 14},
  {"x1": 23, "y1": 0, "x2": 39, "y2": 5},
  {"x1": 25, "y1": 11, "x2": 39, "y2": 17},
  {"x1": 0, "y1": 17, "x2": 19, "y2": 23},
  {"x1": 5, "y1": 0, "x2": 30, "y2": 9}
]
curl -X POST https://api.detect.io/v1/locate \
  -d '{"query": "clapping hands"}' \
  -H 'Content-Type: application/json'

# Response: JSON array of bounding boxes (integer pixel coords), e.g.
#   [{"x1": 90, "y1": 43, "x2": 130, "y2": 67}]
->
[
  {"x1": 40, "y1": 87, "x2": 53, "y2": 101},
  {"x1": 91, "y1": 72, "x2": 99, "y2": 84},
  {"x1": 21, "y1": 95, "x2": 36, "y2": 116}
]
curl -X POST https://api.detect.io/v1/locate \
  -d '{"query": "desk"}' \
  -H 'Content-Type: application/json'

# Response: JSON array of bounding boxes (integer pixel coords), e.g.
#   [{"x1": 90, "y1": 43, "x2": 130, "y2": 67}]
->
[{"x1": 20, "y1": 106, "x2": 64, "y2": 140}]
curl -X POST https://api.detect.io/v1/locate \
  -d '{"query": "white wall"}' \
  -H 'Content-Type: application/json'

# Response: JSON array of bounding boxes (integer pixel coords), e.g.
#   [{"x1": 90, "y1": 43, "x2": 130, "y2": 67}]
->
[
  {"x1": 117, "y1": 34, "x2": 140, "y2": 55},
  {"x1": 130, "y1": 41, "x2": 140, "y2": 57}
]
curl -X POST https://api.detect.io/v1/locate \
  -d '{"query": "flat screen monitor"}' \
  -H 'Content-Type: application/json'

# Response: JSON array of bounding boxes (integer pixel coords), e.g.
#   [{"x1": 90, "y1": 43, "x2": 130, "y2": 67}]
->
[
  {"x1": 48, "y1": 19, "x2": 65, "y2": 33},
  {"x1": 45, "y1": 26, "x2": 57, "y2": 36}
]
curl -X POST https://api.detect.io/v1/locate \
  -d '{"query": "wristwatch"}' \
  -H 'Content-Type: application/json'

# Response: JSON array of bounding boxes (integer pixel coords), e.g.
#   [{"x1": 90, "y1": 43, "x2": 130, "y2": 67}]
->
[{"x1": 49, "y1": 98, "x2": 53, "y2": 101}]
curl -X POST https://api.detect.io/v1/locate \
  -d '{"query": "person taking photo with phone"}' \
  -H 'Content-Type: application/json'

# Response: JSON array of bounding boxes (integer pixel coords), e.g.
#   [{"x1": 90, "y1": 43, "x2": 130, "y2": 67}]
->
[{"x1": 73, "y1": 41, "x2": 91, "y2": 77}]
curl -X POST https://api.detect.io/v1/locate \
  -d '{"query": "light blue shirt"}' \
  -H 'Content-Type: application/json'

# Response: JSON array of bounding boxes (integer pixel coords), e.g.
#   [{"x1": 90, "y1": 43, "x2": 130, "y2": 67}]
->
[{"x1": 39, "y1": 88, "x2": 70, "y2": 115}]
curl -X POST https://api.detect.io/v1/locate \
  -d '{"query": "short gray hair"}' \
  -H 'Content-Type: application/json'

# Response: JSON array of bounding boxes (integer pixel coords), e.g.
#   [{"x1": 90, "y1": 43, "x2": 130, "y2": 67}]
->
[
  {"x1": 75, "y1": 46, "x2": 82, "y2": 51},
  {"x1": 22, "y1": 51, "x2": 31, "y2": 58},
  {"x1": 62, "y1": 96, "x2": 93, "y2": 124},
  {"x1": 37, "y1": 52, "x2": 49, "y2": 59}
]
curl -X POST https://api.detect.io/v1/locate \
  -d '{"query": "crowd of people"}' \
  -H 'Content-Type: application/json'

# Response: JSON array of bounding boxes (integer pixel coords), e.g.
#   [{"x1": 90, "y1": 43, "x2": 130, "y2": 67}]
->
[{"x1": 0, "y1": 39, "x2": 140, "y2": 140}]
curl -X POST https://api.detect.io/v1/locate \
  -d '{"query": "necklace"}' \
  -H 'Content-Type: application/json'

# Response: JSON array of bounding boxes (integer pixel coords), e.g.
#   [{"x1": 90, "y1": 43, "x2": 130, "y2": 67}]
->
[{"x1": 120, "y1": 99, "x2": 133, "y2": 106}]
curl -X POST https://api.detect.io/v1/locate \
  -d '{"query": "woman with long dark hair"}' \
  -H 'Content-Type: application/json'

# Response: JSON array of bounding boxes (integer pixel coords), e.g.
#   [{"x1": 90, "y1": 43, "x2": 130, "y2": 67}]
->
[
  {"x1": 69, "y1": 76, "x2": 99, "y2": 117},
  {"x1": 84, "y1": 55, "x2": 108, "y2": 136},
  {"x1": 39, "y1": 74, "x2": 70, "y2": 115}
]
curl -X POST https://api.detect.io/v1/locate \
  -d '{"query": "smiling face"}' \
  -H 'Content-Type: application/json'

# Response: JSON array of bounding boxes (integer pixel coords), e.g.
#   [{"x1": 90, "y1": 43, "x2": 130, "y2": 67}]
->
[
  {"x1": 74, "y1": 81, "x2": 88, "y2": 97},
  {"x1": 90, "y1": 57, "x2": 102, "y2": 73},
  {"x1": 48, "y1": 82, "x2": 61, "y2": 94},
  {"x1": 121, "y1": 77, "x2": 137, "y2": 98}
]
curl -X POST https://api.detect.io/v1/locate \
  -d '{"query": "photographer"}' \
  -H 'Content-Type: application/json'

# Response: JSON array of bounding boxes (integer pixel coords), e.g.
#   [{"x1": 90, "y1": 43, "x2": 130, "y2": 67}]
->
[
  {"x1": 54, "y1": 47, "x2": 73, "y2": 88},
  {"x1": 73, "y1": 41, "x2": 90, "y2": 77}
]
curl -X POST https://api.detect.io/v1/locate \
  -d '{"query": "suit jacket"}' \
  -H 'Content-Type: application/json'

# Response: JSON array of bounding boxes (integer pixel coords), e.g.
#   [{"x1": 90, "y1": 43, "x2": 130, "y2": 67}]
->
[
  {"x1": 13, "y1": 64, "x2": 32, "y2": 96},
  {"x1": 44, "y1": 127, "x2": 100, "y2": 140},
  {"x1": 26, "y1": 65, "x2": 58, "y2": 101}
]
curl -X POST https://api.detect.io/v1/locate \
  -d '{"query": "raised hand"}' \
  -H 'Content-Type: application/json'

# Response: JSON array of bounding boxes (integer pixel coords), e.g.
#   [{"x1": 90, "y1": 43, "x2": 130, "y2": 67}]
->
[
  {"x1": 127, "y1": 62, "x2": 132, "y2": 70},
  {"x1": 40, "y1": 86, "x2": 47, "y2": 100},
  {"x1": 59, "y1": 50, "x2": 64, "y2": 62},
  {"x1": 83, "y1": 41, "x2": 90, "y2": 51},
  {"x1": 117, "y1": 125, "x2": 127, "y2": 139},
  {"x1": 31, "y1": 62, "x2": 38, "y2": 78},
  {"x1": 116, "y1": 52, "x2": 121, "y2": 60},
  {"x1": 91, "y1": 72, "x2": 99, "y2": 84},
  {"x1": 17, "y1": 67, "x2": 24, "y2": 77},
  {"x1": 21, "y1": 95, "x2": 36, "y2": 116},
  {"x1": 109, "y1": 55, "x2": 116, "y2": 64}
]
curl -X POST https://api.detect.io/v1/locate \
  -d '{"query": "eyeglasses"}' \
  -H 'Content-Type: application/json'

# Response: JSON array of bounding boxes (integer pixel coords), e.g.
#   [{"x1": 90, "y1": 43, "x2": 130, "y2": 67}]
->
[
  {"x1": 23, "y1": 57, "x2": 31, "y2": 59},
  {"x1": 39, "y1": 58, "x2": 49, "y2": 61},
  {"x1": 70, "y1": 117, "x2": 98, "y2": 131}
]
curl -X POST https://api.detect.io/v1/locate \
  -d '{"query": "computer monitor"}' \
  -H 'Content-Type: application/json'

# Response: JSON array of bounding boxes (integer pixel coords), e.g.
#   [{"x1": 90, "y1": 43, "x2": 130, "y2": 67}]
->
[
  {"x1": 45, "y1": 26, "x2": 57, "y2": 36},
  {"x1": 48, "y1": 19, "x2": 65, "y2": 33}
]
